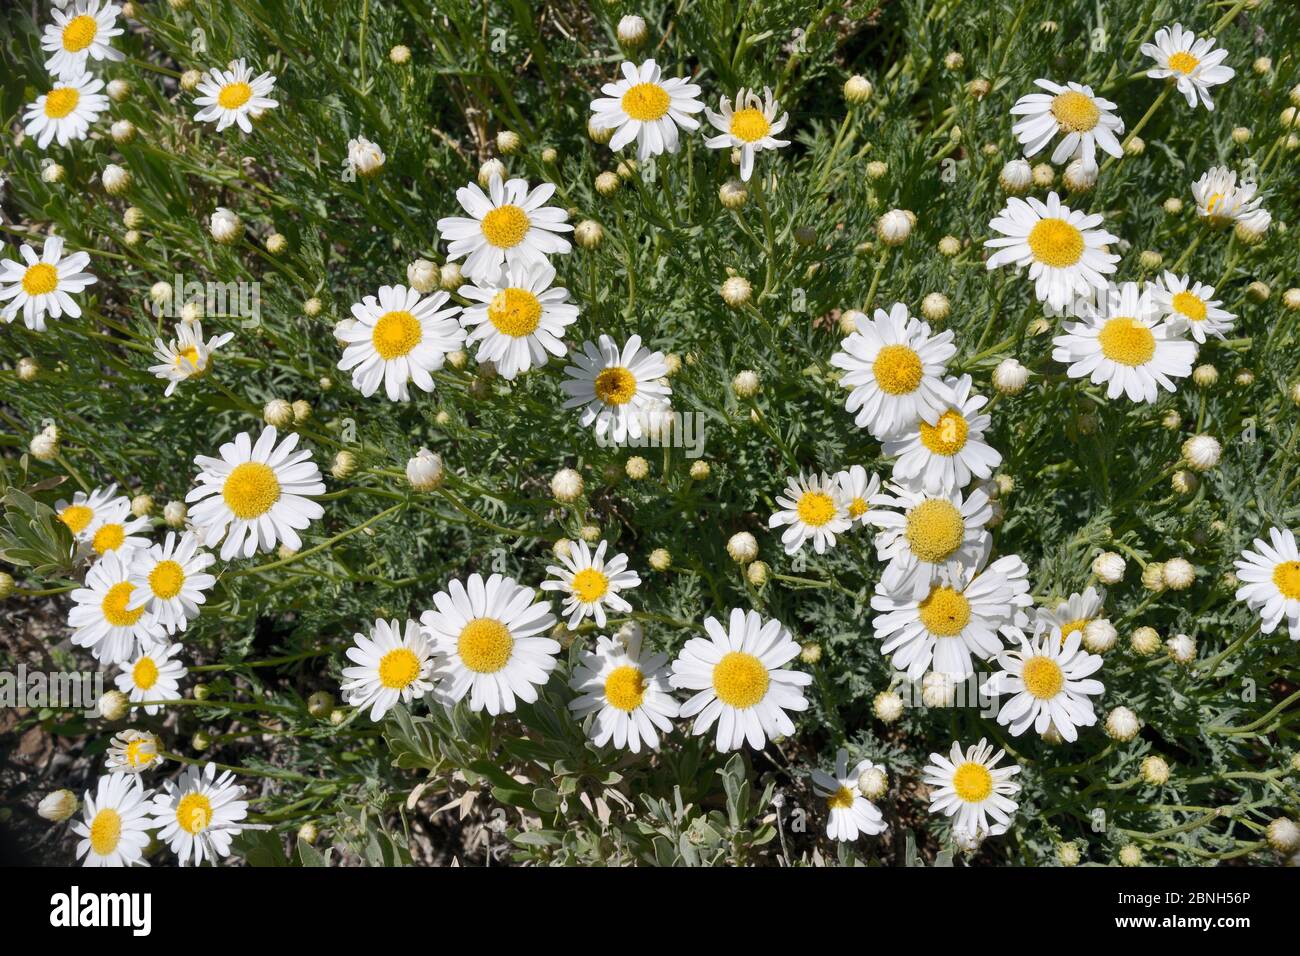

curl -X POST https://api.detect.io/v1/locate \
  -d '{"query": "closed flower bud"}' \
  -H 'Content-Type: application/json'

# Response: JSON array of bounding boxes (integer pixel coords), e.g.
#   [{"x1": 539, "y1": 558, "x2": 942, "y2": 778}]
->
[
  {"x1": 732, "y1": 369, "x2": 760, "y2": 398},
  {"x1": 1083, "y1": 618, "x2": 1117, "y2": 653},
  {"x1": 123, "y1": 207, "x2": 145, "y2": 229},
  {"x1": 921, "y1": 292, "x2": 950, "y2": 322},
  {"x1": 496, "y1": 130, "x2": 521, "y2": 155},
  {"x1": 588, "y1": 116, "x2": 615, "y2": 144},
  {"x1": 966, "y1": 77, "x2": 991, "y2": 99},
  {"x1": 840, "y1": 309, "x2": 866, "y2": 335},
  {"x1": 726, "y1": 531, "x2": 758, "y2": 563},
  {"x1": 331, "y1": 450, "x2": 358, "y2": 479},
  {"x1": 389, "y1": 44, "x2": 411, "y2": 64},
  {"x1": 999, "y1": 159, "x2": 1032, "y2": 194},
  {"x1": 1105, "y1": 705, "x2": 1141, "y2": 741},
  {"x1": 1057, "y1": 842, "x2": 1081, "y2": 866},
  {"x1": 1171, "y1": 469, "x2": 1198, "y2": 495},
  {"x1": 865, "y1": 160, "x2": 888, "y2": 180},
  {"x1": 625, "y1": 455, "x2": 650, "y2": 480},
  {"x1": 1235, "y1": 212, "x2": 1271, "y2": 244},
  {"x1": 541, "y1": 147, "x2": 558, "y2": 164},
  {"x1": 180, "y1": 69, "x2": 202, "y2": 91},
  {"x1": 873, "y1": 689, "x2": 904, "y2": 723},
  {"x1": 1163, "y1": 196, "x2": 1183, "y2": 215},
  {"x1": 210, "y1": 206, "x2": 242, "y2": 243},
  {"x1": 1141, "y1": 562, "x2": 1166, "y2": 592},
  {"x1": 990, "y1": 358, "x2": 1029, "y2": 395},
  {"x1": 1192, "y1": 363, "x2": 1218, "y2": 388},
  {"x1": 266, "y1": 232, "x2": 288, "y2": 254},
  {"x1": 943, "y1": 50, "x2": 965, "y2": 70},
  {"x1": 922, "y1": 671, "x2": 956, "y2": 707},
  {"x1": 551, "y1": 467, "x2": 584, "y2": 503},
  {"x1": 1232, "y1": 126, "x2": 1251, "y2": 144},
  {"x1": 38, "y1": 790, "x2": 79, "y2": 822},
  {"x1": 719, "y1": 179, "x2": 748, "y2": 209},
  {"x1": 1267, "y1": 818, "x2": 1300, "y2": 852},
  {"x1": 1141, "y1": 755, "x2": 1170, "y2": 786},
  {"x1": 1124, "y1": 135, "x2": 1145, "y2": 156},
  {"x1": 478, "y1": 158, "x2": 507, "y2": 188},
  {"x1": 107, "y1": 79, "x2": 131, "y2": 102},
  {"x1": 1063, "y1": 159, "x2": 1096, "y2": 193},
  {"x1": 1253, "y1": 56, "x2": 1272, "y2": 76},
  {"x1": 799, "y1": 641, "x2": 822, "y2": 665},
  {"x1": 1130, "y1": 626, "x2": 1160, "y2": 656},
  {"x1": 1283, "y1": 288, "x2": 1300, "y2": 311},
  {"x1": 617, "y1": 14, "x2": 647, "y2": 47},
  {"x1": 406, "y1": 448, "x2": 444, "y2": 491},
  {"x1": 102, "y1": 163, "x2": 131, "y2": 195},
  {"x1": 129, "y1": 494, "x2": 154, "y2": 518},
  {"x1": 292, "y1": 400, "x2": 312, "y2": 424},
  {"x1": 303, "y1": 296, "x2": 323, "y2": 316},
  {"x1": 689, "y1": 460, "x2": 710, "y2": 480},
  {"x1": 163, "y1": 500, "x2": 187, "y2": 527},
  {"x1": 407, "y1": 258, "x2": 438, "y2": 293},
  {"x1": 298, "y1": 821, "x2": 320, "y2": 844},
  {"x1": 439, "y1": 262, "x2": 464, "y2": 290},
  {"x1": 1182, "y1": 434, "x2": 1221, "y2": 471},
  {"x1": 110, "y1": 119, "x2": 136, "y2": 144},
  {"x1": 574, "y1": 219, "x2": 604, "y2": 249},
  {"x1": 876, "y1": 208, "x2": 912, "y2": 245},
  {"x1": 1166, "y1": 632, "x2": 1196, "y2": 664},
  {"x1": 0, "y1": 571, "x2": 13, "y2": 599},
  {"x1": 1031, "y1": 162, "x2": 1054, "y2": 187},
  {"x1": 1162, "y1": 557, "x2": 1195, "y2": 590},
  {"x1": 721, "y1": 275, "x2": 752, "y2": 307},
  {"x1": 29, "y1": 425, "x2": 59, "y2": 461},
  {"x1": 263, "y1": 398, "x2": 294, "y2": 427},
  {"x1": 1118, "y1": 844, "x2": 1143, "y2": 867},
  {"x1": 595, "y1": 170, "x2": 620, "y2": 195},
  {"x1": 938, "y1": 235, "x2": 961, "y2": 256},
  {"x1": 579, "y1": 524, "x2": 601, "y2": 543},
  {"x1": 843, "y1": 75, "x2": 873, "y2": 104},
  {"x1": 98, "y1": 690, "x2": 129, "y2": 721},
  {"x1": 445, "y1": 348, "x2": 467, "y2": 369},
  {"x1": 1137, "y1": 250, "x2": 1162, "y2": 272},
  {"x1": 17, "y1": 356, "x2": 39, "y2": 381},
  {"x1": 858, "y1": 766, "x2": 888, "y2": 800},
  {"x1": 664, "y1": 353, "x2": 682, "y2": 375},
  {"x1": 307, "y1": 691, "x2": 334, "y2": 719},
  {"x1": 746, "y1": 560, "x2": 769, "y2": 586},
  {"x1": 42, "y1": 163, "x2": 65, "y2": 183},
  {"x1": 648, "y1": 548, "x2": 671, "y2": 571},
  {"x1": 1246, "y1": 281, "x2": 1270, "y2": 303},
  {"x1": 1092, "y1": 551, "x2": 1125, "y2": 584},
  {"x1": 1235, "y1": 368, "x2": 1256, "y2": 387}
]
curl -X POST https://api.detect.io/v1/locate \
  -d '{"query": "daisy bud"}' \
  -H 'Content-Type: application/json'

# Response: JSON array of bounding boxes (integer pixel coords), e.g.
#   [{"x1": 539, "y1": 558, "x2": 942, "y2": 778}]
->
[
  {"x1": 865, "y1": 160, "x2": 888, "y2": 180},
  {"x1": 474, "y1": 158, "x2": 507, "y2": 190},
  {"x1": 192, "y1": 730, "x2": 212, "y2": 751},
  {"x1": 1031, "y1": 162, "x2": 1054, "y2": 187},
  {"x1": 406, "y1": 448, "x2": 444, "y2": 491},
  {"x1": 1063, "y1": 159, "x2": 1096, "y2": 193},
  {"x1": 952, "y1": 826, "x2": 984, "y2": 853},
  {"x1": 102, "y1": 163, "x2": 130, "y2": 195},
  {"x1": 292, "y1": 400, "x2": 312, "y2": 424},
  {"x1": 17, "y1": 357, "x2": 39, "y2": 381},
  {"x1": 1171, "y1": 469, "x2": 1198, "y2": 495},
  {"x1": 1282, "y1": 288, "x2": 1300, "y2": 311},
  {"x1": 307, "y1": 691, "x2": 334, "y2": 719},
  {"x1": 625, "y1": 455, "x2": 650, "y2": 480},
  {"x1": 800, "y1": 641, "x2": 822, "y2": 665},
  {"x1": 541, "y1": 147, "x2": 558, "y2": 164},
  {"x1": 263, "y1": 233, "x2": 288, "y2": 255},
  {"x1": 1268, "y1": 818, "x2": 1300, "y2": 853},
  {"x1": 689, "y1": 460, "x2": 711, "y2": 480},
  {"x1": 1141, "y1": 562, "x2": 1166, "y2": 592},
  {"x1": 857, "y1": 765, "x2": 887, "y2": 801},
  {"x1": 38, "y1": 789, "x2": 79, "y2": 823},
  {"x1": 120, "y1": 208, "x2": 145, "y2": 232},
  {"x1": 579, "y1": 524, "x2": 601, "y2": 544},
  {"x1": 721, "y1": 275, "x2": 752, "y2": 307},
  {"x1": 921, "y1": 292, "x2": 950, "y2": 322},
  {"x1": 445, "y1": 348, "x2": 467, "y2": 369},
  {"x1": 122, "y1": 229, "x2": 141, "y2": 247},
  {"x1": 574, "y1": 219, "x2": 604, "y2": 249},
  {"x1": 1235, "y1": 212, "x2": 1271, "y2": 244},
  {"x1": 1160, "y1": 409, "x2": 1181, "y2": 430},
  {"x1": 180, "y1": 69, "x2": 202, "y2": 91},
  {"x1": 1124, "y1": 136, "x2": 1145, "y2": 156},
  {"x1": 943, "y1": 50, "x2": 965, "y2": 70},
  {"x1": 617, "y1": 14, "x2": 648, "y2": 47},
  {"x1": 982, "y1": 358, "x2": 1029, "y2": 399},
  {"x1": 746, "y1": 560, "x2": 769, "y2": 586},
  {"x1": 1092, "y1": 551, "x2": 1125, "y2": 585},
  {"x1": 922, "y1": 671, "x2": 956, "y2": 707},
  {"x1": 110, "y1": 119, "x2": 136, "y2": 144},
  {"x1": 107, "y1": 79, "x2": 131, "y2": 102},
  {"x1": 1131, "y1": 626, "x2": 1161, "y2": 656},
  {"x1": 496, "y1": 130, "x2": 521, "y2": 155},
  {"x1": 587, "y1": 116, "x2": 615, "y2": 144},
  {"x1": 29, "y1": 425, "x2": 59, "y2": 461},
  {"x1": 994, "y1": 474, "x2": 1014, "y2": 497},
  {"x1": 406, "y1": 258, "x2": 438, "y2": 293},
  {"x1": 552, "y1": 538, "x2": 573, "y2": 560},
  {"x1": 595, "y1": 170, "x2": 620, "y2": 195},
  {"x1": 1232, "y1": 126, "x2": 1251, "y2": 144},
  {"x1": 331, "y1": 450, "x2": 358, "y2": 479},
  {"x1": 873, "y1": 689, "x2": 904, "y2": 723},
  {"x1": 663, "y1": 353, "x2": 682, "y2": 375},
  {"x1": 732, "y1": 369, "x2": 761, "y2": 398},
  {"x1": 1166, "y1": 632, "x2": 1197, "y2": 664},
  {"x1": 158, "y1": 501, "x2": 187, "y2": 529},
  {"x1": 938, "y1": 235, "x2": 961, "y2": 257},
  {"x1": 1141, "y1": 755, "x2": 1171, "y2": 786},
  {"x1": 1057, "y1": 842, "x2": 1081, "y2": 867},
  {"x1": 649, "y1": 548, "x2": 672, "y2": 571},
  {"x1": 42, "y1": 163, "x2": 65, "y2": 183},
  {"x1": 726, "y1": 531, "x2": 758, "y2": 563},
  {"x1": 1083, "y1": 618, "x2": 1117, "y2": 653},
  {"x1": 840, "y1": 309, "x2": 866, "y2": 335},
  {"x1": 263, "y1": 399, "x2": 294, "y2": 428},
  {"x1": 966, "y1": 77, "x2": 991, "y2": 99},
  {"x1": 98, "y1": 690, "x2": 129, "y2": 721},
  {"x1": 433, "y1": 409, "x2": 448, "y2": 424},
  {"x1": 1118, "y1": 844, "x2": 1143, "y2": 867},
  {"x1": 210, "y1": 206, "x2": 242, "y2": 243},
  {"x1": 389, "y1": 44, "x2": 411, "y2": 65},
  {"x1": 1105, "y1": 705, "x2": 1141, "y2": 742},
  {"x1": 298, "y1": 821, "x2": 320, "y2": 844},
  {"x1": 1162, "y1": 558, "x2": 1195, "y2": 591},
  {"x1": 1163, "y1": 196, "x2": 1183, "y2": 215},
  {"x1": 1182, "y1": 434, "x2": 1221, "y2": 472},
  {"x1": 719, "y1": 179, "x2": 748, "y2": 209},
  {"x1": 1137, "y1": 250, "x2": 1163, "y2": 272},
  {"x1": 127, "y1": 494, "x2": 154, "y2": 519},
  {"x1": 329, "y1": 709, "x2": 346, "y2": 726},
  {"x1": 843, "y1": 74, "x2": 874, "y2": 104},
  {"x1": 794, "y1": 225, "x2": 817, "y2": 248},
  {"x1": 1254, "y1": 56, "x2": 1272, "y2": 76},
  {"x1": 551, "y1": 467, "x2": 584, "y2": 503},
  {"x1": 439, "y1": 262, "x2": 464, "y2": 291},
  {"x1": 1192, "y1": 364, "x2": 1218, "y2": 388},
  {"x1": 1235, "y1": 368, "x2": 1256, "y2": 386},
  {"x1": 303, "y1": 297, "x2": 323, "y2": 317},
  {"x1": 0, "y1": 572, "x2": 13, "y2": 599},
  {"x1": 998, "y1": 159, "x2": 1032, "y2": 194},
  {"x1": 876, "y1": 209, "x2": 912, "y2": 245}
]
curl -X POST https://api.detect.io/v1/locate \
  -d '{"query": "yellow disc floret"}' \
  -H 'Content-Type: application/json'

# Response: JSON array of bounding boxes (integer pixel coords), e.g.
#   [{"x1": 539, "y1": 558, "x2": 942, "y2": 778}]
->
[
  {"x1": 132, "y1": 655, "x2": 159, "y2": 690},
  {"x1": 1098, "y1": 317, "x2": 1156, "y2": 367},
  {"x1": 904, "y1": 498, "x2": 966, "y2": 563},
  {"x1": 480, "y1": 205, "x2": 530, "y2": 248},
  {"x1": 148, "y1": 560, "x2": 186, "y2": 600},
  {"x1": 218, "y1": 82, "x2": 253, "y2": 110},
  {"x1": 1171, "y1": 291, "x2": 1207, "y2": 323},
  {"x1": 919, "y1": 410, "x2": 969, "y2": 456},
  {"x1": 730, "y1": 108, "x2": 771, "y2": 142},
  {"x1": 917, "y1": 585, "x2": 971, "y2": 637},
  {"x1": 711, "y1": 651, "x2": 769, "y2": 708},
  {"x1": 1021, "y1": 655, "x2": 1064, "y2": 699},
  {"x1": 102, "y1": 582, "x2": 145, "y2": 627},
  {"x1": 827, "y1": 786, "x2": 855, "y2": 810},
  {"x1": 1027, "y1": 217, "x2": 1084, "y2": 268},
  {"x1": 603, "y1": 665, "x2": 646, "y2": 712},
  {"x1": 43, "y1": 87, "x2": 80, "y2": 119},
  {"x1": 59, "y1": 503, "x2": 94, "y2": 534},
  {"x1": 1167, "y1": 51, "x2": 1200, "y2": 74},
  {"x1": 457, "y1": 618, "x2": 514, "y2": 673},
  {"x1": 487, "y1": 288, "x2": 542, "y2": 337},
  {"x1": 1273, "y1": 560, "x2": 1300, "y2": 600},
  {"x1": 593, "y1": 366, "x2": 637, "y2": 405},
  {"x1": 621, "y1": 82, "x2": 671, "y2": 121},
  {"x1": 61, "y1": 15, "x2": 99, "y2": 52},
  {"x1": 89, "y1": 808, "x2": 122, "y2": 856},
  {"x1": 872, "y1": 344, "x2": 924, "y2": 395},
  {"x1": 796, "y1": 490, "x2": 836, "y2": 527},
  {"x1": 378, "y1": 647, "x2": 421, "y2": 689},
  {"x1": 952, "y1": 761, "x2": 993, "y2": 802},
  {"x1": 222, "y1": 462, "x2": 281, "y2": 519},
  {"x1": 176, "y1": 792, "x2": 213, "y2": 834},
  {"x1": 371, "y1": 309, "x2": 422, "y2": 360},
  {"x1": 1050, "y1": 90, "x2": 1101, "y2": 132},
  {"x1": 570, "y1": 567, "x2": 609, "y2": 603}
]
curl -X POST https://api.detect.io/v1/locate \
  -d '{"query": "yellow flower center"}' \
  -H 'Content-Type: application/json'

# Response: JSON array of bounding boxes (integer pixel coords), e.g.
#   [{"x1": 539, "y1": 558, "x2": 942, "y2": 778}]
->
[
  {"x1": 89, "y1": 808, "x2": 122, "y2": 856},
  {"x1": 603, "y1": 665, "x2": 646, "y2": 712},
  {"x1": 1050, "y1": 90, "x2": 1100, "y2": 132},
  {"x1": 176, "y1": 792, "x2": 213, "y2": 834},
  {"x1": 377, "y1": 647, "x2": 421, "y2": 689},
  {"x1": 1204, "y1": 192, "x2": 1225, "y2": 216},
  {"x1": 1021, "y1": 655, "x2": 1064, "y2": 699},
  {"x1": 621, "y1": 82, "x2": 671, "y2": 121},
  {"x1": 917, "y1": 585, "x2": 971, "y2": 637},
  {"x1": 92, "y1": 523, "x2": 126, "y2": 554},
  {"x1": 43, "y1": 87, "x2": 80, "y2": 119},
  {"x1": 827, "y1": 786, "x2": 855, "y2": 810},
  {"x1": 872, "y1": 344, "x2": 924, "y2": 395},
  {"x1": 148, "y1": 560, "x2": 186, "y2": 599},
  {"x1": 175, "y1": 345, "x2": 204, "y2": 372},
  {"x1": 1171, "y1": 290, "x2": 1207, "y2": 322},
  {"x1": 124, "y1": 737, "x2": 156, "y2": 768},
  {"x1": 480, "y1": 204, "x2": 530, "y2": 248},
  {"x1": 952, "y1": 761, "x2": 993, "y2": 803},
  {"x1": 711, "y1": 651, "x2": 769, "y2": 709},
  {"x1": 22, "y1": 263, "x2": 59, "y2": 296},
  {"x1": 487, "y1": 288, "x2": 542, "y2": 337},
  {"x1": 729, "y1": 107, "x2": 771, "y2": 142},
  {"x1": 796, "y1": 490, "x2": 836, "y2": 527},
  {"x1": 570, "y1": 567, "x2": 609, "y2": 603},
  {"x1": 371, "y1": 309, "x2": 422, "y2": 360},
  {"x1": 132, "y1": 655, "x2": 159, "y2": 690},
  {"x1": 1060, "y1": 617, "x2": 1090, "y2": 643},
  {"x1": 457, "y1": 617, "x2": 514, "y2": 673},
  {"x1": 1167, "y1": 51, "x2": 1200, "y2": 74},
  {"x1": 102, "y1": 582, "x2": 144, "y2": 627},
  {"x1": 1273, "y1": 560, "x2": 1300, "y2": 600},
  {"x1": 62, "y1": 14, "x2": 99, "y2": 52},
  {"x1": 593, "y1": 366, "x2": 637, "y2": 405},
  {"x1": 217, "y1": 81, "x2": 253, "y2": 110},
  {"x1": 904, "y1": 498, "x2": 965, "y2": 563},
  {"x1": 1027, "y1": 217, "x2": 1084, "y2": 268},
  {"x1": 59, "y1": 503, "x2": 94, "y2": 534},
  {"x1": 222, "y1": 462, "x2": 281, "y2": 519},
  {"x1": 849, "y1": 497, "x2": 869, "y2": 519},
  {"x1": 1098, "y1": 317, "x2": 1155, "y2": 367},
  {"x1": 919, "y1": 410, "x2": 969, "y2": 456}
]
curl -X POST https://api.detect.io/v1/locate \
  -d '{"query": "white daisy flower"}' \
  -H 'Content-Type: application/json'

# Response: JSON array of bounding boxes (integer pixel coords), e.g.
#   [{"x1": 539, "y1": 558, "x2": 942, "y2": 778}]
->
[
  {"x1": 1051, "y1": 281, "x2": 1197, "y2": 403},
  {"x1": 833, "y1": 464, "x2": 881, "y2": 528},
  {"x1": 420, "y1": 573, "x2": 560, "y2": 716},
  {"x1": 560, "y1": 333, "x2": 672, "y2": 443},
  {"x1": 149, "y1": 320, "x2": 234, "y2": 396},
  {"x1": 866, "y1": 483, "x2": 993, "y2": 599},
  {"x1": 56, "y1": 482, "x2": 125, "y2": 541},
  {"x1": 115, "y1": 641, "x2": 187, "y2": 715},
  {"x1": 568, "y1": 624, "x2": 680, "y2": 753},
  {"x1": 984, "y1": 193, "x2": 1120, "y2": 311},
  {"x1": 105, "y1": 728, "x2": 164, "y2": 775},
  {"x1": 1034, "y1": 586, "x2": 1106, "y2": 644},
  {"x1": 702, "y1": 87, "x2": 790, "y2": 181},
  {"x1": 811, "y1": 749, "x2": 888, "y2": 842},
  {"x1": 1190, "y1": 165, "x2": 1264, "y2": 227},
  {"x1": 1010, "y1": 79, "x2": 1124, "y2": 173},
  {"x1": 1149, "y1": 271, "x2": 1235, "y2": 343},
  {"x1": 768, "y1": 470, "x2": 852, "y2": 555},
  {"x1": 982, "y1": 627, "x2": 1105, "y2": 742},
  {"x1": 149, "y1": 762, "x2": 248, "y2": 867},
  {"x1": 41, "y1": 0, "x2": 123, "y2": 79},
  {"x1": 458, "y1": 260, "x2": 579, "y2": 380},
  {"x1": 126, "y1": 531, "x2": 216, "y2": 635},
  {"x1": 669, "y1": 607, "x2": 812, "y2": 753},
  {"x1": 881, "y1": 374, "x2": 1003, "y2": 494},
  {"x1": 871, "y1": 553, "x2": 1032, "y2": 680},
  {"x1": 22, "y1": 71, "x2": 109, "y2": 150},
  {"x1": 589, "y1": 59, "x2": 705, "y2": 161},
  {"x1": 186, "y1": 426, "x2": 326, "y2": 561},
  {"x1": 72, "y1": 773, "x2": 151, "y2": 867},
  {"x1": 829, "y1": 302, "x2": 957, "y2": 439},
  {"x1": 69, "y1": 550, "x2": 166, "y2": 664},
  {"x1": 0, "y1": 236, "x2": 96, "y2": 331},
  {"x1": 922, "y1": 739, "x2": 1021, "y2": 837},
  {"x1": 340, "y1": 618, "x2": 437, "y2": 721},
  {"x1": 1234, "y1": 527, "x2": 1300, "y2": 641},
  {"x1": 192, "y1": 58, "x2": 279, "y2": 133},
  {"x1": 1141, "y1": 23, "x2": 1235, "y2": 110},
  {"x1": 436, "y1": 175, "x2": 573, "y2": 283},
  {"x1": 541, "y1": 539, "x2": 640, "y2": 630},
  {"x1": 337, "y1": 284, "x2": 465, "y2": 401}
]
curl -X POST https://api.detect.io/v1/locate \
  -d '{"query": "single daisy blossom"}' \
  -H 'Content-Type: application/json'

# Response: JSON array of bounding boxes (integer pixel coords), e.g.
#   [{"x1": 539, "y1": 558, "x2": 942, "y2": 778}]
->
[
  {"x1": 833, "y1": 464, "x2": 881, "y2": 527},
  {"x1": 568, "y1": 625, "x2": 680, "y2": 753},
  {"x1": 41, "y1": 1, "x2": 123, "y2": 79},
  {"x1": 126, "y1": 531, "x2": 217, "y2": 635},
  {"x1": 149, "y1": 763, "x2": 248, "y2": 866},
  {"x1": 541, "y1": 539, "x2": 640, "y2": 629},
  {"x1": 420, "y1": 573, "x2": 560, "y2": 716},
  {"x1": 340, "y1": 618, "x2": 437, "y2": 721},
  {"x1": 1, "y1": 236, "x2": 96, "y2": 331},
  {"x1": 1141, "y1": 23, "x2": 1234, "y2": 110},
  {"x1": 702, "y1": 87, "x2": 790, "y2": 181},
  {"x1": 69, "y1": 550, "x2": 166, "y2": 664},
  {"x1": 149, "y1": 319, "x2": 234, "y2": 396},
  {"x1": 22, "y1": 71, "x2": 108, "y2": 150},
  {"x1": 768, "y1": 470, "x2": 852, "y2": 555},
  {"x1": 186, "y1": 426, "x2": 326, "y2": 561},
  {"x1": 829, "y1": 303, "x2": 957, "y2": 439},
  {"x1": 192, "y1": 58, "x2": 279, "y2": 132},
  {"x1": 1190, "y1": 165, "x2": 1264, "y2": 227},
  {"x1": 1010, "y1": 79, "x2": 1124, "y2": 173},
  {"x1": 458, "y1": 260, "x2": 579, "y2": 380},
  {"x1": 72, "y1": 773, "x2": 152, "y2": 868},
  {"x1": 982, "y1": 627, "x2": 1105, "y2": 742},
  {"x1": 923, "y1": 739, "x2": 1021, "y2": 838},
  {"x1": 1234, "y1": 527, "x2": 1300, "y2": 641},
  {"x1": 337, "y1": 284, "x2": 465, "y2": 401},
  {"x1": 984, "y1": 193, "x2": 1120, "y2": 311},
  {"x1": 560, "y1": 333, "x2": 672, "y2": 443},
  {"x1": 105, "y1": 729, "x2": 164, "y2": 775},
  {"x1": 881, "y1": 374, "x2": 1002, "y2": 495},
  {"x1": 669, "y1": 607, "x2": 812, "y2": 753},
  {"x1": 589, "y1": 59, "x2": 704, "y2": 161},
  {"x1": 867, "y1": 483, "x2": 994, "y2": 599},
  {"x1": 812, "y1": 749, "x2": 888, "y2": 842},
  {"x1": 1149, "y1": 271, "x2": 1235, "y2": 343},
  {"x1": 436, "y1": 175, "x2": 572, "y2": 283},
  {"x1": 115, "y1": 641, "x2": 187, "y2": 715}
]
